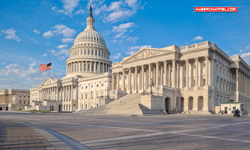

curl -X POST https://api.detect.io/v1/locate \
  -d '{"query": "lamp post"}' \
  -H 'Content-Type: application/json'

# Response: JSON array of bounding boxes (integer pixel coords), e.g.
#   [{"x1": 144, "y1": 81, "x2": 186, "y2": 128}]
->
[{"x1": 149, "y1": 79, "x2": 153, "y2": 94}]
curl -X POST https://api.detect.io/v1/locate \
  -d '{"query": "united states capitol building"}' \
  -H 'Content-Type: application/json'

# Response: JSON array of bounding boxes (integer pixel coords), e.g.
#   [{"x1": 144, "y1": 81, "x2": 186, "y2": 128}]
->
[{"x1": 26, "y1": 8, "x2": 250, "y2": 115}]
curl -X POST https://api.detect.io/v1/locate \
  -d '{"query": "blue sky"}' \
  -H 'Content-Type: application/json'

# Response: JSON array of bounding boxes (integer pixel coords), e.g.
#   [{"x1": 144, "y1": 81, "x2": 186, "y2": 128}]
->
[{"x1": 0, "y1": 0, "x2": 249, "y2": 89}]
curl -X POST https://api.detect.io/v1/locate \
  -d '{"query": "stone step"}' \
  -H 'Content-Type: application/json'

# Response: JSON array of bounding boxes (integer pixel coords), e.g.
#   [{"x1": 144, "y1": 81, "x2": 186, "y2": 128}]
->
[{"x1": 75, "y1": 93, "x2": 162, "y2": 115}]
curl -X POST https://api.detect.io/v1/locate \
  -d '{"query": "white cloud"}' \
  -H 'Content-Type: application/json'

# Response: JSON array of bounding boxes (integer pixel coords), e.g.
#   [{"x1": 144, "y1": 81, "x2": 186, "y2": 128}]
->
[
  {"x1": 62, "y1": 38, "x2": 74, "y2": 43},
  {"x1": 43, "y1": 54, "x2": 48, "y2": 57},
  {"x1": 112, "y1": 22, "x2": 134, "y2": 32},
  {"x1": 5, "y1": 63, "x2": 20, "y2": 69},
  {"x1": 112, "y1": 22, "x2": 135, "y2": 38},
  {"x1": 43, "y1": 30, "x2": 54, "y2": 38},
  {"x1": 246, "y1": 44, "x2": 250, "y2": 51},
  {"x1": 89, "y1": 0, "x2": 145, "y2": 23},
  {"x1": 58, "y1": 56, "x2": 66, "y2": 60},
  {"x1": 43, "y1": 25, "x2": 76, "y2": 38},
  {"x1": 52, "y1": 0, "x2": 79, "y2": 16},
  {"x1": 75, "y1": 9, "x2": 85, "y2": 15},
  {"x1": 57, "y1": 45, "x2": 67, "y2": 49},
  {"x1": 31, "y1": 38, "x2": 38, "y2": 43},
  {"x1": 112, "y1": 39, "x2": 118, "y2": 43},
  {"x1": 48, "y1": 49, "x2": 70, "y2": 57},
  {"x1": 241, "y1": 52, "x2": 250, "y2": 60},
  {"x1": 1, "y1": 28, "x2": 20, "y2": 41},
  {"x1": 33, "y1": 29, "x2": 40, "y2": 34},
  {"x1": 127, "y1": 45, "x2": 152, "y2": 55},
  {"x1": 29, "y1": 62, "x2": 36, "y2": 67},
  {"x1": 1, "y1": 62, "x2": 5, "y2": 65},
  {"x1": 54, "y1": 24, "x2": 76, "y2": 37},
  {"x1": 81, "y1": 22, "x2": 86, "y2": 25},
  {"x1": 105, "y1": 10, "x2": 133, "y2": 22},
  {"x1": 102, "y1": 29, "x2": 110, "y2": 35},
  {"x1": 127, "y1": 36, "x2": 138, "y2": 43},
  {"x1": 192, "y1": 36, "x2": 203, "y2": 41},
  {"x1": 111, "y1": 53, "x2": 122, "y2": 60},
  {"x1": 46, "y1": 43, "x2": 50, "y2": 45}
]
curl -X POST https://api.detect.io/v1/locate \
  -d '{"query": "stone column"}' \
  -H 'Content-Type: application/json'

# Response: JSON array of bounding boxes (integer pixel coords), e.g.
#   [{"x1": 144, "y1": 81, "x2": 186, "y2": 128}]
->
[
  {"x1": 236, "y1": 68, "x2": 239, "y2": 102},
  {"x1": 141, "y1": 65, "x2": 144, "y2": 91},
  {"x1": 177, "y1": 61, "x2": 180, "y2": 88},
  {"x1": 205, "y1": 56, "x2": 209, "y2": 86},
  {"x1": 148, "y1": 64, "x2": 151, "y2": 90},
  {"x1": 160, "y1": 64, "x2": 163, "y2": 85},
  {"x1": 103, "y1": 63, "x2": 105, "y2": 73},
  {"x1": 71, "y1": 85, "x2": 73, "y2": 100},
  {"x1": 195, "y1": 57, "x2": 198, "y2": 89},
  {"x1": 156, "y1": 62, "x2": 159, "y2": 86},
  {"x1": 164, "y1": 61, "x2": 167, "y2": 86},
  {"x1": 168, "y1": 62, "x2": 171, "y2": 86},
  {"x1": 134, "y1": 67, "x2": 138, "y2": 93},
  {"x1": 172, "y1": 60, "x2": 176, "y2": 88},
  {"x1": 94, "y1": 61, "x2": 96, "y2": 73},
  {"x1": 112, "y1": 73, "x2": 115, "y2": 90},
  {"x1": 128, "y1": 68, "x2": 131, "y2": 93},
  {"x1": 122, "y1": 69, "x2": 125, "y2": 91},
  {"x1": 116, "y1": 73, "x2": 119, "y2": 90},
  {"x1": 185, "y1": 59, "x2": 189, "y2": 89}
]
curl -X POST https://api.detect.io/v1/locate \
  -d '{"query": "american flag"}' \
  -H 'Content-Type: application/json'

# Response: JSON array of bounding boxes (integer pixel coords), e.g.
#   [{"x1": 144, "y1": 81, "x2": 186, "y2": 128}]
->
[{"x1": 39, "y1": 62, "x2": 52, "y2": 71}]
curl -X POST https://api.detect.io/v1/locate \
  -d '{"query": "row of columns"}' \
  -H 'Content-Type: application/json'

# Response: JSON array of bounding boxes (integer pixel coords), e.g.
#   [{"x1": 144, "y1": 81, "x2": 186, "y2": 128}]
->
[
  {"x1": 238, "y1": 69, "x2": 250, "y2": 96},
  {"x1": 40, "y1": 87, "x2": 59, "y2": 101},
  {"x1": 112, "y1": 57, "x2": 210, "y2": 92},
  {"x1": 67, "y1": 61, "x2": 111, "y2": 74},
  {"x1": 40, "y1": 85, "x2": 78, "y2": 101},
  {"x1": 71, "y1": 49, "x2": 109, "y2": 59}
]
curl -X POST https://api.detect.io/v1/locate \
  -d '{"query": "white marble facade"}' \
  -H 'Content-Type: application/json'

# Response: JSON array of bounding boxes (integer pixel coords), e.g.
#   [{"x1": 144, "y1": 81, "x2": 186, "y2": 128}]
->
[
  {"x1": 110, "y1": 41, "x2": 250, "y2": 114},
  {"x1": 0, "y1": 89, "x2": 30, "y2": 111},
  {"x1": 28, "y1": 7, "x2": 250, "y2": 114},
  {"x1": 28, "y1": 9, "x2": 112, "y2": 112}
]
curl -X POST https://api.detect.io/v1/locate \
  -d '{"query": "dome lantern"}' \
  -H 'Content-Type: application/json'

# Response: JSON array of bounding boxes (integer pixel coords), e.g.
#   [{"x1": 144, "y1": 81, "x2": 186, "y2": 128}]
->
[{"x1": 85, "y1": 5, "x2": 96, "y2": 31}]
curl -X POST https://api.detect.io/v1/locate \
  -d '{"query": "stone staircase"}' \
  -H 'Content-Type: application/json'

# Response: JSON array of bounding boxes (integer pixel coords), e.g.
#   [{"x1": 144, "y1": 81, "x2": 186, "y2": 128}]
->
[
  {"x1": 25, "y1": 105, "x2": 38, "y2": 111},
  {"x1": 75, "y1": 94, "x2": 163, "y2": 115}
]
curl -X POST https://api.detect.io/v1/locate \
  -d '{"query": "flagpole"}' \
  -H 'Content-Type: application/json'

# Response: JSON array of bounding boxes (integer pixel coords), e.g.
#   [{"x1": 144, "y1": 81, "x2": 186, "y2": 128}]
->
[{"x1": 51, "y1": 68, "x2": 52, "y2": 77}]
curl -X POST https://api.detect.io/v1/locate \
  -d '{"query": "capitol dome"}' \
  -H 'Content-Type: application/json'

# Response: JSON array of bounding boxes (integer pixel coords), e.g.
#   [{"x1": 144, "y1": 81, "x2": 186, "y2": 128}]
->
[{"x1": 65, "y1": 7, "x2": 112, "y2": 78}]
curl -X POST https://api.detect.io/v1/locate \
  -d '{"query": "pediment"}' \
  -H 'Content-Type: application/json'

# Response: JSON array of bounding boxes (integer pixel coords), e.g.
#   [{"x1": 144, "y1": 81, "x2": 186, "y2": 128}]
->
[
  {"x1": 41, "y1": 77, "x2": 57, "y2": 86},
  {"x1": 122, "y1": 48, "x2": 172, "y2": 64}
]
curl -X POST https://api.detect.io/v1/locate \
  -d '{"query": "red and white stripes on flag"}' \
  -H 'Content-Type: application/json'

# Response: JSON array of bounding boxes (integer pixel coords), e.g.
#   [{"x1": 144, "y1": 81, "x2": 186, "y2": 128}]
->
[{"x1": 39, "y1": 62, "x2": 52, "y2": 71}]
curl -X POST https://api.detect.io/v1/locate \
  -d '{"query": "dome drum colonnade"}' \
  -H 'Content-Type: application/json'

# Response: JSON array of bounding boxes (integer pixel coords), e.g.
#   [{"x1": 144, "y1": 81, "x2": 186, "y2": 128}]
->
[{"x1": 66, "y1": 8, "x2": 112, "y2": 77}]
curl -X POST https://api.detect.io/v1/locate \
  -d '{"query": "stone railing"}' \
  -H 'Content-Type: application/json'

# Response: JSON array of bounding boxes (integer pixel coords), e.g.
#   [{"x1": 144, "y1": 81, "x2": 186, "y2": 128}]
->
[
  {"x1": 112, "y1": 61, "x2": 122, "y2": 67},
  {"x1": 180, "y1": 41, "x2": 210, "y2": 52}
]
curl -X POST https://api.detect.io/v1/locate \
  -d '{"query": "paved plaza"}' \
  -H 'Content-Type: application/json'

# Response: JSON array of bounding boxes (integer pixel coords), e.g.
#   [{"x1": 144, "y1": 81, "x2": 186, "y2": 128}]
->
[{"x1": 0, "y1": 112, "x2": 250, "y2": 150}]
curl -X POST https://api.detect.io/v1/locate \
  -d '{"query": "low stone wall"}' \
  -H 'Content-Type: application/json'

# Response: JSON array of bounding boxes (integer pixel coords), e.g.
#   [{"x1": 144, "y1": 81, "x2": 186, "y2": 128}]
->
[{"x1": 141, "y1": 95, "x2": 163, "y2": 110}]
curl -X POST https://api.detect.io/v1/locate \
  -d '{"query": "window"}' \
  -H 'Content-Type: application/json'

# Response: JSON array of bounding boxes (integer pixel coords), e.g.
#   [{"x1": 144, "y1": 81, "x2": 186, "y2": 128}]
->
[
  {"x1": 91, "y1": 85, "x2": 93, "y2": 88},
  {"x1": 86, "y1": 86, "x2": 88, "y2": 89},
  {"x1": 120, "y1": 77, "x2": 122, "y2": 80},
  {"x1": 102, "y1": 84, "x2": 104, "y2": 86},
  {"x1": 95, "y1": 50, "x2": 97, "y2": 55},
  {"x1": 85, "y1": 94, "x2": 88, "y2": 99},
  {"x1": 88, "y1": 50, "x2": 90, "y2": 55},
  {"x1": 97, "y1": 84, "x2": 99, "y2": 87},
  {"x1": 91, "y1": 50, "x2": 93, "y2": 55},
  {"x1": 19, "y1": 95, "x2": 21, "y2": 97}
]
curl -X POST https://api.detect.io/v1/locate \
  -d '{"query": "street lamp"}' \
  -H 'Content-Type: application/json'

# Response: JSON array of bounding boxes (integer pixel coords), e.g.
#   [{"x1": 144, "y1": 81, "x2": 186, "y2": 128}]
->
[{"x1": 149, "y1": 79, "x2": 153, "y2": 94}]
